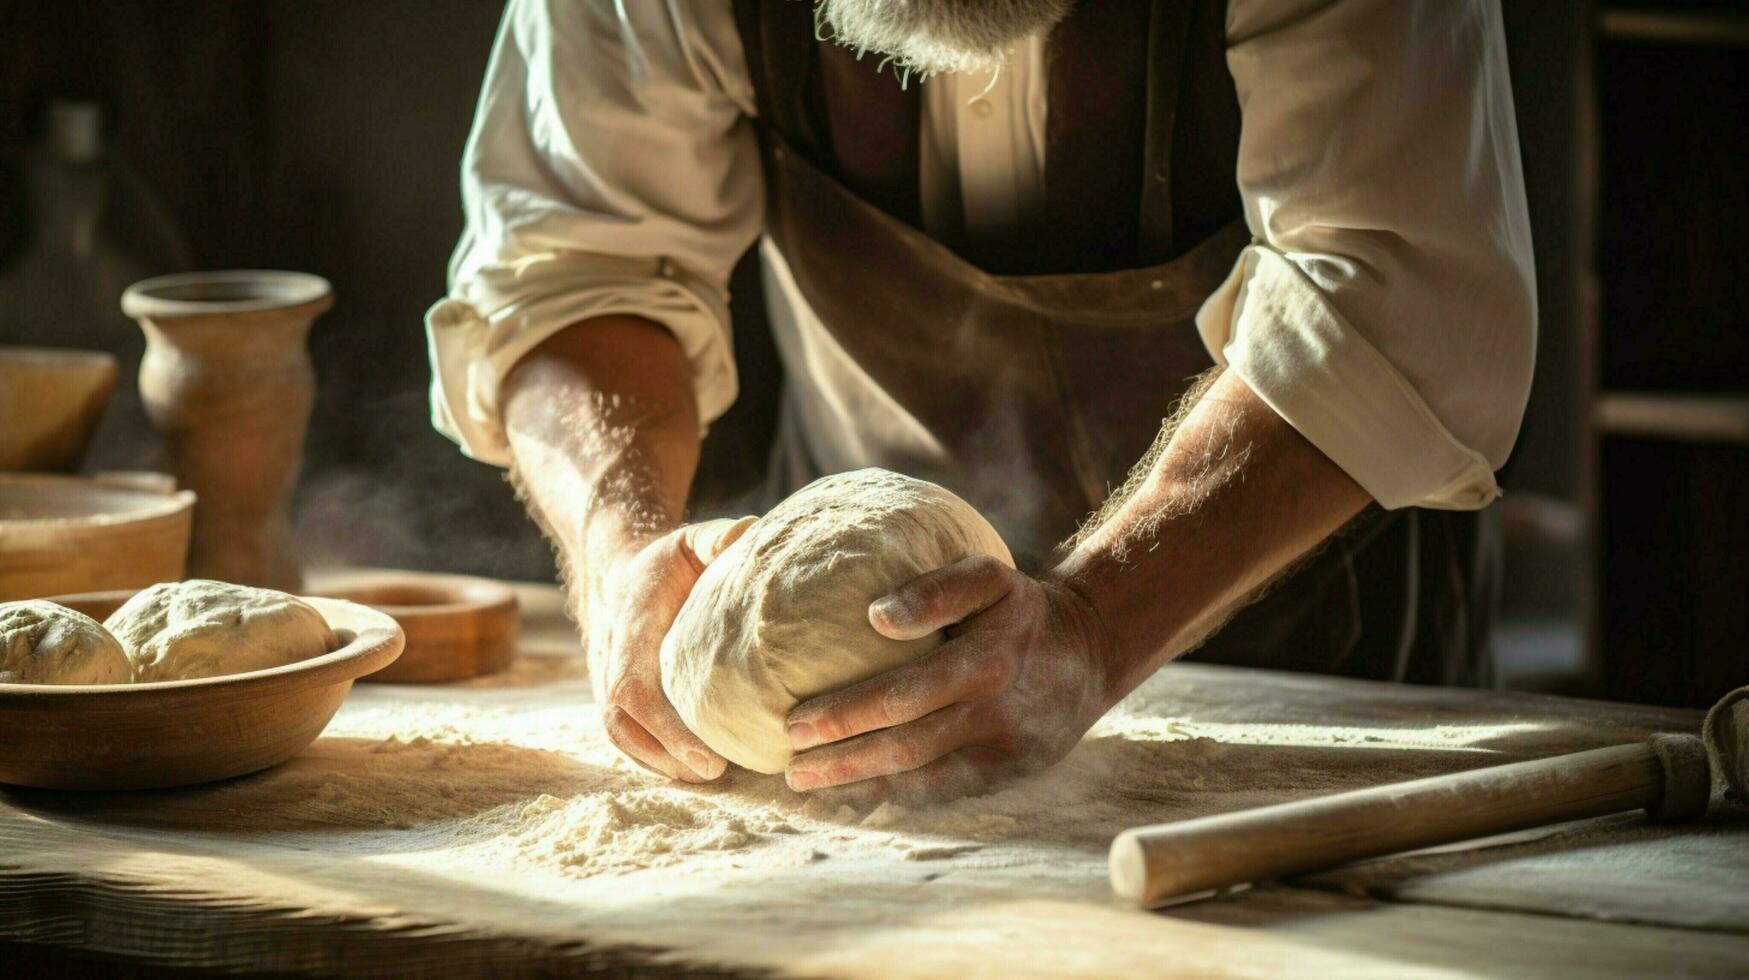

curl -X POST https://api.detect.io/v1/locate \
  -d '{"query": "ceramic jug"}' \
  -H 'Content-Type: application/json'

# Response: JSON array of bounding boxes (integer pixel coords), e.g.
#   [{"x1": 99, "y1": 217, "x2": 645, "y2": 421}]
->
[{"x1": 122, "y1": 270, "x2": 330, "y2": 591}]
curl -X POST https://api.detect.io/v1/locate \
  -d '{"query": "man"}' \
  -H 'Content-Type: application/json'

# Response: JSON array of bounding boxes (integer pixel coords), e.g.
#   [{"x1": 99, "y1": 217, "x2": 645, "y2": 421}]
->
[{"x1": 427, "y1": 0, "x2": 1535, "y2": 801}]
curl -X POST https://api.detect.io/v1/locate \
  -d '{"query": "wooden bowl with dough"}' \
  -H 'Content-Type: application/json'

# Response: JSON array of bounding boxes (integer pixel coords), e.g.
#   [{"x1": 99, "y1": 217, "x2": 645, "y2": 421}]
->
[
  {"x1": 0, "y1": 346, "x2": 118, "y2": 472},
  {"x1": 0, "y1": 474, "x2": 196, "y2": 602},
  {"x1": 310, "y1": 571, "x2": 519, "y2": 683},
  {"x1": 0, "y1": 591, "x2": 404, "y2": 790}
]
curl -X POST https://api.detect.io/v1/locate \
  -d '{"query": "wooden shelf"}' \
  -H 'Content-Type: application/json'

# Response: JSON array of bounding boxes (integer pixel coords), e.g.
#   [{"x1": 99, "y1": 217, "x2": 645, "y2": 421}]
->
[
  {"x1": 1595, "y1": 391, "x2": 1749, "y2": 443},
  {"x1": 1587, "y1": 8, "x2": 1749, "y2": 708},
  {"x1": 1598, "y1": 8, "x2": 1749, "y2": 47}
]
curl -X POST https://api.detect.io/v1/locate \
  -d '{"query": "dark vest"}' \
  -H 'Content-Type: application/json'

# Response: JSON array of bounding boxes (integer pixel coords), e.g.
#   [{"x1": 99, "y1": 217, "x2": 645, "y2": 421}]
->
[{"x1": 733, "y1": 0, "x2": 1243, "y2": 275}]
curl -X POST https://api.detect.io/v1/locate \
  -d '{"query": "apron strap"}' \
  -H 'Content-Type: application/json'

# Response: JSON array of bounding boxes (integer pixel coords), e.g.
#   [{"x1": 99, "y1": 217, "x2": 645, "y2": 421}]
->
[
  {"x1": 1150, "y1": 0, "x2": 1246, "y2": 263},
  {"x1": 1040, "y1": 0, "x2": 1152, "y2": 274},
  {"x1": 734, "y1": 0, "x2": 830, "y2": 162},
  {"x1": 817, "y1": 45, "x2": 925, "y2": 229},
  {"x1": 1138, "y1": 0, "x2": 1197, "y2": 262},
  {"x1": 738, "y1": 0, "x2": 924, "y2": 227},
  {"x1": 1040, "y1": 0, "x2": 1239, "y2": 272}
]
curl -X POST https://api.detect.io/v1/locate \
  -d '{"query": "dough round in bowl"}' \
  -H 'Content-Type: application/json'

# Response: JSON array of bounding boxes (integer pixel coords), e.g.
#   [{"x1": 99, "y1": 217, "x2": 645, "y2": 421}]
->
[
  {"x1": 105, "y1": 580, "x2": 337, "y2": 682},
  {"x1": 660, "y1": 468, "x2": 1013, "y2": 774},
  {"x1": 0, "y1": 600, "x2": 131, "y2": 685}
]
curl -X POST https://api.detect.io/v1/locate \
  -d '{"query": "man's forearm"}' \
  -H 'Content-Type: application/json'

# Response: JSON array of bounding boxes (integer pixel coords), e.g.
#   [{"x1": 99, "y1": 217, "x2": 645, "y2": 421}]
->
[
  {"x1": 1052, "y1": 369, "x2": 1372, "y2": 702},
  {"x1": 501, "y1": 315, "x2": 702, "y2": 616}
]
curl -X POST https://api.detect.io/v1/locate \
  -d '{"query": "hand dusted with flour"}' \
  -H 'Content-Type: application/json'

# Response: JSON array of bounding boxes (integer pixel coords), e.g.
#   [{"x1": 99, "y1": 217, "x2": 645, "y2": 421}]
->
[{"x1": 660, "y1": 469, "x2": 1012, "y2": 774}]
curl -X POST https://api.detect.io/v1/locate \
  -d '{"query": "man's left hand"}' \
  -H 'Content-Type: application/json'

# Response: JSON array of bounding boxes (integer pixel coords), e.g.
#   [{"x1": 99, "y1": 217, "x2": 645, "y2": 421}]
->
[{"x1": 783, "y1": 555, "x2": 1114, "y2": 802}]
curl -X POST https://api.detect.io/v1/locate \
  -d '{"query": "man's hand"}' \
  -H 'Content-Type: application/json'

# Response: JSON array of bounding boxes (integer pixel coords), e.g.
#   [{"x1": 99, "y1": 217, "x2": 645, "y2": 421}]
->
[
  {"x1": 783, "y1": 555, "x2": 1113, "y2": 802},
  {"x1": 780, "y1": 370, "x2": 1369, "y2": 802},
  {"x1": 501, "y1": 315, "x2": 741, "y2": 783},
  {"x1": 590, "y1": 517, "x2": 753, "y2": 783}
]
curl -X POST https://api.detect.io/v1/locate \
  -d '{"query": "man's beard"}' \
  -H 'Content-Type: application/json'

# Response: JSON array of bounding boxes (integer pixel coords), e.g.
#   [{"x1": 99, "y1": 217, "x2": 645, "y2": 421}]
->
[{"x1": 816, "y1": 0, "x2": 1076, "y2": 78}]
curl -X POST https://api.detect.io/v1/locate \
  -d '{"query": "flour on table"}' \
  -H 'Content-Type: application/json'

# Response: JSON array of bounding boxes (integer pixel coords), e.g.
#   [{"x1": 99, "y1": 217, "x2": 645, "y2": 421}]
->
[
  {"x1": 43, "y1": 646, "x2": 1486, "y2": 880},
  {"x1": 5, "y1": 603, "x2": 1729, "y2": 978},
  {"x1": 499, "y1": 789, "x2": 779, "y2": 874}
]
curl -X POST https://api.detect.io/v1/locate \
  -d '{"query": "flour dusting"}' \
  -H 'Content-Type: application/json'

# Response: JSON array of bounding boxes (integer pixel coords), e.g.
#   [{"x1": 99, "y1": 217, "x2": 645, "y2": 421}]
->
[
  {"x1": 2, "y1": 588, "x2": 1729, "y2": 978},
  {"x1": 55, "y1": 651, "x2": 1556, "y2": 879},
  {"x1": 499, "y1": 789, "x2": 773, "y2": 874}
]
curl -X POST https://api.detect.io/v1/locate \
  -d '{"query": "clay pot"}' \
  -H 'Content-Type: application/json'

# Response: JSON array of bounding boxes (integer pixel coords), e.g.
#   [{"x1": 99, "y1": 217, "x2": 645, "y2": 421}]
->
[
  {"x1": 122, "y1": 271, "x2": 330, "y2": 591},
  {"x1": 0, "y1": 473, "x2": 195, "y2": 601},
  {"x1": 0, "y1": 346, "x2": 118, "y2": 472}
]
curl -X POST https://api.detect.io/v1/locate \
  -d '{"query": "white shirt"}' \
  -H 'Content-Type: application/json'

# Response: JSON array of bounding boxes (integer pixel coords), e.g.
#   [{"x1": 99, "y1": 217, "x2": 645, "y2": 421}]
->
[{"x1": 427, "y1": 0, "x2": 1535, "y2": 511}]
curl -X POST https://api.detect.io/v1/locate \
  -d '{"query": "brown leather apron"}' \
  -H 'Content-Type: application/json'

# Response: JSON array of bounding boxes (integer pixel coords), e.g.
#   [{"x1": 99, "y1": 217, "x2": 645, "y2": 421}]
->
[{"x1": 732, "y1": 0, "x2": 1497, "y2": 685}]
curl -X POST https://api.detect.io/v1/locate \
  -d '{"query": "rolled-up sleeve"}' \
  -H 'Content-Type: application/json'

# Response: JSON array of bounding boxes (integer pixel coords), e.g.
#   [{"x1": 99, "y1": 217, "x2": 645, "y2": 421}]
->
[
  {"x1": 428, "y1": 0, "x2": 763, "y2": 465},
  {"x1": 1198, "y1": 0, "x2": 1537, "y2": 510}
]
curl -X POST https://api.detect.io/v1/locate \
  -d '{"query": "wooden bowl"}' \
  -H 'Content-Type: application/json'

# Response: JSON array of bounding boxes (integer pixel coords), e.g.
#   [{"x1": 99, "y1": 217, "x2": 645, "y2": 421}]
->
[
  {"x1": 0, "y1": 592, "x2": 404, "y2": 790},
  {"x1": 0, "y1": 474, "x2": 195, "y2": 602},
  {"x1": 311, "y1": 571, "x2": 519, "y2": 683},
  {"x1": 0, "y1": 346, "x2": 119, "y2": 472}
]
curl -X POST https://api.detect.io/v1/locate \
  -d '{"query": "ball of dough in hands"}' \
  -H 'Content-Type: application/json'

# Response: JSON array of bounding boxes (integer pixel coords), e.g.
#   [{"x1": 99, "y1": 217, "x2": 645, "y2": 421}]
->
[
  {"x1": 105, "y1": 580, "x2": 337, "y2": 682},
  {"x1": 660, "y1": 468, "x2": 1013, "y2": 774},
  {"x1": 0, "y1": 600, "x2": 131, "y2": 685}
]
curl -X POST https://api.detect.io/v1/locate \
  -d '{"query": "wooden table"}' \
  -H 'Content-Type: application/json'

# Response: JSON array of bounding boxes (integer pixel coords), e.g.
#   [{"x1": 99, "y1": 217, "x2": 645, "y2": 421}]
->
[{"x1": 3, "y1": 582, "x2": 1746, "y2": 977}]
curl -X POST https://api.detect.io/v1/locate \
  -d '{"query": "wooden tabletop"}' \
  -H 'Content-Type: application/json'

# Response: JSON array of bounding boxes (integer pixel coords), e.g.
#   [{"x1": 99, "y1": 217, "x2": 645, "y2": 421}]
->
[{"x1": 2, "y1": 580, "x2": 1745, "y2": 977}]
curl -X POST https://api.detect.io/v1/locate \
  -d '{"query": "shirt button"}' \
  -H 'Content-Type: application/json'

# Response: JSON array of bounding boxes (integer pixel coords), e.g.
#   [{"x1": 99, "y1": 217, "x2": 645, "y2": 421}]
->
[{"x1": 968, "y1": 97, "x2": 995, "y2": 120}]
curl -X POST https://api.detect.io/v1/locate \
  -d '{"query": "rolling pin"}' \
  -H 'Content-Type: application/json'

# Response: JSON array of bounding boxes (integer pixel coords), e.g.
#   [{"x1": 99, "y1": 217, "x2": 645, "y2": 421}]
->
[{"x1": 1111, "y1": 685, "x2": 1748, "y2": 907}]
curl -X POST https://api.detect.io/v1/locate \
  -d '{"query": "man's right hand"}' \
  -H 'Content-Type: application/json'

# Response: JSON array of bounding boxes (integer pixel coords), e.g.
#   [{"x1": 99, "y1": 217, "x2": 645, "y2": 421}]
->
[
  {"x1": 500, "y1": 316, "x2": 743, "y2": 783},
  {"x1": 587, "y1": 516, "x2": 755, "y2": 783}
]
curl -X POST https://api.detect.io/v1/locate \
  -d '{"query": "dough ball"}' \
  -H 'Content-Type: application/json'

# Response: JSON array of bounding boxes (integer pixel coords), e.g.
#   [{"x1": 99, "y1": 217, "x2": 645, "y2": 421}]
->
[
  {"x1": 0, "y1": 600, "x2": 131, "y2": 685},
  {"x1": 106, "y1": 580, "x2": 337, "y2": 682},
  {"x1": 660, "y1": 468, "x2": 1013, "y2": 774}
]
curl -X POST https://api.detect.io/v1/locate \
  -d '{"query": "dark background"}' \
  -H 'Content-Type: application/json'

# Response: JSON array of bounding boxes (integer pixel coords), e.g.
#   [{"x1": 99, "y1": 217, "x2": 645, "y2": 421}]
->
[
  {"x1": 1, "y1": 0, "x2": 793, "y2": 582},
  {"x1": 11, "y1": 1, "x2": 1729, "y2": 700}
]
